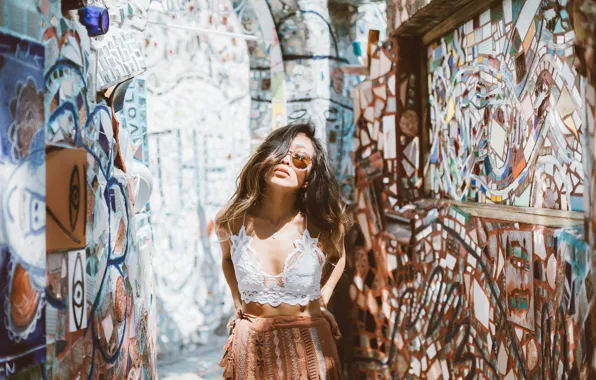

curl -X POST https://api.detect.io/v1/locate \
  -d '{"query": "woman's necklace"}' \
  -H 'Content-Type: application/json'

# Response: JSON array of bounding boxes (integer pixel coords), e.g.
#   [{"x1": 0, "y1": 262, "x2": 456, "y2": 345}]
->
[
  {"x1": 270, "y1": 216, "x2": 294, "y2": 239},
  {"x1": 258, "y1": 211, "x2": 299, "y2": 240}
]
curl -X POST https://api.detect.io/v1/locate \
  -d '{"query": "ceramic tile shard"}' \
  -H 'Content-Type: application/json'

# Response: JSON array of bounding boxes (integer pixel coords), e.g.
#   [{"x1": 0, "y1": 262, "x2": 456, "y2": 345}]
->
[
  {"x1": 351, "y1": 200, "x2": 592, "y2": 378},
  {"x1": 42, "y1": 16, "x2": 157, "y2": 380},
  {"x1": 427, "y1": 0, "x2": 584, "y2": 211},
  {"x1": 67, "y1": 250, "x2": 87, "y2": 332},
  {"x1": 0, "y1": 30, "x2": 46, "y2": 377}
]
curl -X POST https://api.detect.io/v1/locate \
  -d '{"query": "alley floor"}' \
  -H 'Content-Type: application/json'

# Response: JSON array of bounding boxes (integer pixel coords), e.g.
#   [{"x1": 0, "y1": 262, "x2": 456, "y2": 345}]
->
[{"x1": 157, "y1": 335, "x2": 227, "y2": 379}]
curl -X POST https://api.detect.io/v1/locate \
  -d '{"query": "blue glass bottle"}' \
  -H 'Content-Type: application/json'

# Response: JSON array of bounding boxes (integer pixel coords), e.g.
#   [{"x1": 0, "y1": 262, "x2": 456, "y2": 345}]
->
[{"x1": 78, "y1": 5, "x2": 110, "y2": 37}]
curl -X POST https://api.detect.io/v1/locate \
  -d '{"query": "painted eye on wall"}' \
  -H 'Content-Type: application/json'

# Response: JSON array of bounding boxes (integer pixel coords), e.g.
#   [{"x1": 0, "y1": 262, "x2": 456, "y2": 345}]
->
[
  {"x1": 325, "y1": 107, "x2": 339, "y2": 123},
  {"x1": 46, "y1": 147, "x2": 88, "y2": 252},
  {"x1": 69, "y1": 166, "x2": 81, "y2": 231},
  {"x1": 289, "y1": 109, "x2": 307, "y2": 120},
  {"x1": 69, "y1": 250, "x2": 87, "y2": 332},
  {"x1": 26, "y1": 189, "x2": 45, "y2": 236}
]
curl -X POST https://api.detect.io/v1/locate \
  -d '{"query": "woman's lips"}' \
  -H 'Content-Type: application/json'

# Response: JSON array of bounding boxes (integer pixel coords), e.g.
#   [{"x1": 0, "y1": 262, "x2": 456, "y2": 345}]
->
[{"x1": 275, "y1": 167, "x2": 290, "y2": 176}]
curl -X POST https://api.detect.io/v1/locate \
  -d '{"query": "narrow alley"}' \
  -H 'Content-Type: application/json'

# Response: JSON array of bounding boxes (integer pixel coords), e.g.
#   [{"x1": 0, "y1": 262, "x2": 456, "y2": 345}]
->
[{"x1": 1, "y1": 0, "x2": 595, "y2": 379}]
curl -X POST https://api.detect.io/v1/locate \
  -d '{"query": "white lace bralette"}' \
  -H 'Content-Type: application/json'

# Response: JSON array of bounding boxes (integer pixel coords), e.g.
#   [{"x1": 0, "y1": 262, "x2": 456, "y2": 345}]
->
[{"x1": 230, "y1": 214, "x2": 325, "y2": 306}]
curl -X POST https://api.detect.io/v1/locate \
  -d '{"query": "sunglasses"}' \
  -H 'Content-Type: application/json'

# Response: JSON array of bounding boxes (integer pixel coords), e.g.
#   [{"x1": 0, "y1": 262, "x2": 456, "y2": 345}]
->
[{"x1": 285, "y1": 150, "x2": 313, "y2": 170}]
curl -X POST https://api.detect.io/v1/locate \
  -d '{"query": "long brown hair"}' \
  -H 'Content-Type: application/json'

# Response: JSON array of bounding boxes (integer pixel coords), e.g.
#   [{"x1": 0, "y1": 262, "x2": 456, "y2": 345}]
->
[{"x1": 215, "y1": 122, "x2": 352, "y2": 263}]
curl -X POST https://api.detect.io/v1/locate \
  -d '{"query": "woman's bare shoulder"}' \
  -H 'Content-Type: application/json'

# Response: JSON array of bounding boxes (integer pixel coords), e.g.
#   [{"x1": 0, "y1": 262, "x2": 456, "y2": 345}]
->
[
  {"x1": 215, "y1": 206, "x2": 244, "y2": 235},
  {"x1": 214, "y1": 206, "x2": 227, "y2": 223}
]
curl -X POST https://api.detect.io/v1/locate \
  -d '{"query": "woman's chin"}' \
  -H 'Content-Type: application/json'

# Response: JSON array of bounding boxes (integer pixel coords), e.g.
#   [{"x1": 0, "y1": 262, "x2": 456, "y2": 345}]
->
[{"x1": 266, "y1": 177, "x2": 300, "y2": 191}]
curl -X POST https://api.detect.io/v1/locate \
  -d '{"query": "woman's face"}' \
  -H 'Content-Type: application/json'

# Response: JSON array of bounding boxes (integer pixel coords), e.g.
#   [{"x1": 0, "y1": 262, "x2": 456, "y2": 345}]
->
[{"x1": 265, "y1": 133, "x2": 315, "y2": 191}]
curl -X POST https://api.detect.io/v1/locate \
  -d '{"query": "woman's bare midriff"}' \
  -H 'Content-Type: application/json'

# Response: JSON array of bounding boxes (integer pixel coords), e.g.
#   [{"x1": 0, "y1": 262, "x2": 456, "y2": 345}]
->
[{"x1": 242, "y1": 299, "x2": 322, "y2": 318}]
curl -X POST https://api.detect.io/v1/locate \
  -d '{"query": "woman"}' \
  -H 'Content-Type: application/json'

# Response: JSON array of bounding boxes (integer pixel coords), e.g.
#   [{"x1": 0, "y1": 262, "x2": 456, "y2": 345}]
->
[{"x1": 215, "y1": 122, "x2": 351, "y2": 379}]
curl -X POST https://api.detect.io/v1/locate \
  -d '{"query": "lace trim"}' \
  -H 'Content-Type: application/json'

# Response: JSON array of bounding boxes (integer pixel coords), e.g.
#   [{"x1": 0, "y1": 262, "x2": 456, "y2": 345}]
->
[
  {"x1": 240, "y1": 290, "x2": 321, "y2": 307},
  {"x1": 231, "y1": 225, "x2": 325, "y2": 307},
  {"x1": 231, "y1": 225, "x2": 325, "y2": 277},
  {"x1": 230, "y1": 225, "x2": 252, "y2": 254}
]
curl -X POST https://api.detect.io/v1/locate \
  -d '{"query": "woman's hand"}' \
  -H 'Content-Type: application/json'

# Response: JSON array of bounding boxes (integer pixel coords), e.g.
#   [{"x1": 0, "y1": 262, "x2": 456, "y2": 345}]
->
[{"x1": 320, "y1": 307, "x2": 341, "y2": 340}]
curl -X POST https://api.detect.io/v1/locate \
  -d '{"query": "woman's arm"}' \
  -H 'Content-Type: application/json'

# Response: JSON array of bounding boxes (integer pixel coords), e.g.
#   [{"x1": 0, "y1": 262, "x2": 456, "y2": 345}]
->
[
  {"x1": 217, "y1": 215, "x2": 243, "y2": 310},
  {"x1": 319, "y1": 235, "x2": 346, "y2": 340},
  {"x1": 320, "y1": 255, "x2": 346, "y2": 306},
  {"x1": 221, "y1": 244, "x2": 242, "y2": 310}
]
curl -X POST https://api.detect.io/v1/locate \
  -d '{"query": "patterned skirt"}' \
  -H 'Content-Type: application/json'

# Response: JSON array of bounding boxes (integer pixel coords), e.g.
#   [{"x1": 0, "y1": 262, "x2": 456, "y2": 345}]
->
[{"x1": 219, "y1": 311, "x2": 342, "y2": 379}]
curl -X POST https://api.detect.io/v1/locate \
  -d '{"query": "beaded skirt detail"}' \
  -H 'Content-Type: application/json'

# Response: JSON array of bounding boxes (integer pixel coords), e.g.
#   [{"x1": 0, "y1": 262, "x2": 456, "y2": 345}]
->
[{"x1": 220, "y1": 312, "x2": 341, "y2": 380}]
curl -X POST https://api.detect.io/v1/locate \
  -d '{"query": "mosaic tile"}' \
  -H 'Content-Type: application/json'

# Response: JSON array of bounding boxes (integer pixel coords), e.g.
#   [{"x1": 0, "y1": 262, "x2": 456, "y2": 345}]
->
[
  {"x1": 0, "y1": 30, "x2": 46, "y2": 378},
  {"x1": 427, "y1": 0, "x2": 584, "y2": 211},
  {"x1": 354, "y1": 39, "x2": 423, "y2": 210},
  {"x1": 36, "y1": 15, "x2": 157, "y2": 380}
]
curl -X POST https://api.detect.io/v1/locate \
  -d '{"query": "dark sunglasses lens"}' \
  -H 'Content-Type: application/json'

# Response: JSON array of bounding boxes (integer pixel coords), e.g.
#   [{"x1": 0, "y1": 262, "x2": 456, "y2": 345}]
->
[{"x1": 292, "y1": 153, "x2": 309, "y2": 169}]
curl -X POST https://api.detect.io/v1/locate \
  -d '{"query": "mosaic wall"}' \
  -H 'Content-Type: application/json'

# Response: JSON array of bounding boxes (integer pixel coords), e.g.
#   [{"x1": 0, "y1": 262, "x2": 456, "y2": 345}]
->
[
  {"x1": 354, "y1": 39, "x2": 423, "y2": 210},
  {"x1": 348, "y1": 0, "x2": 596, "y2": 378},
  {"x1": 240, "y1": 0, "x2": 369, "y2": 201},
  {"x1": 408, "y1": 203, "x2": 590, "y2": 378},
  {"x1": 87, "y1": 0, "x2": 149, "y2": 90},
  {"x1": 569, "y1": 0, "x2": 596, "y2": 248},
  {"x1": 351, "y1": 201, "x2": 592, "y2": 378},
  {"x1": 143, "y1": 0, "x2": 252, "y2": 352},
  {"x1": 1, "y1": 0, "x2": 156, "y2": 375},
  {"x1": 271, "y1": 0, "x2": 359, "y2": 201},
  {"x1": 350, "y1": 36, "x2": 424, "y2": 376},
  {"x1": 5, "y1": 0, "x2": 382, "y2": 373},
  {"x1": 44, "y1": 17, "x2": 157, "y2": 379},
  {"x1": 0, "y1": 30, "x2": 46, "y2": 379},
  {"x1": 238, "y1": 0, "x2": 285, "y2": 147},
  {"x1": 571, "y1": 5, "x2": 596, "y2": 372},
  {"x1": 118, "y1": 79, "x2": 150, "y2": 167},
  {"x1": 427, "y1": 0, "x2": 584, "y2": 211},
  {"x1": 348, "y1": 191, "x2": 401, "y2": 378},
  {"x1": 353, "y1": 3, "x2": 388, "y2": 52},
  {"x1": 0, "y1": 0, "x2": 46, "y2": 40}
]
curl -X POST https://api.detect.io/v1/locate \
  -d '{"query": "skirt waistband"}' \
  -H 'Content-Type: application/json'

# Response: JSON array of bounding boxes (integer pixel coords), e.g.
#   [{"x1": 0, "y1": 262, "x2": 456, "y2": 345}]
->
[{"x1": 232, "y1": 310, "x2": 328, "y2": 331}]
